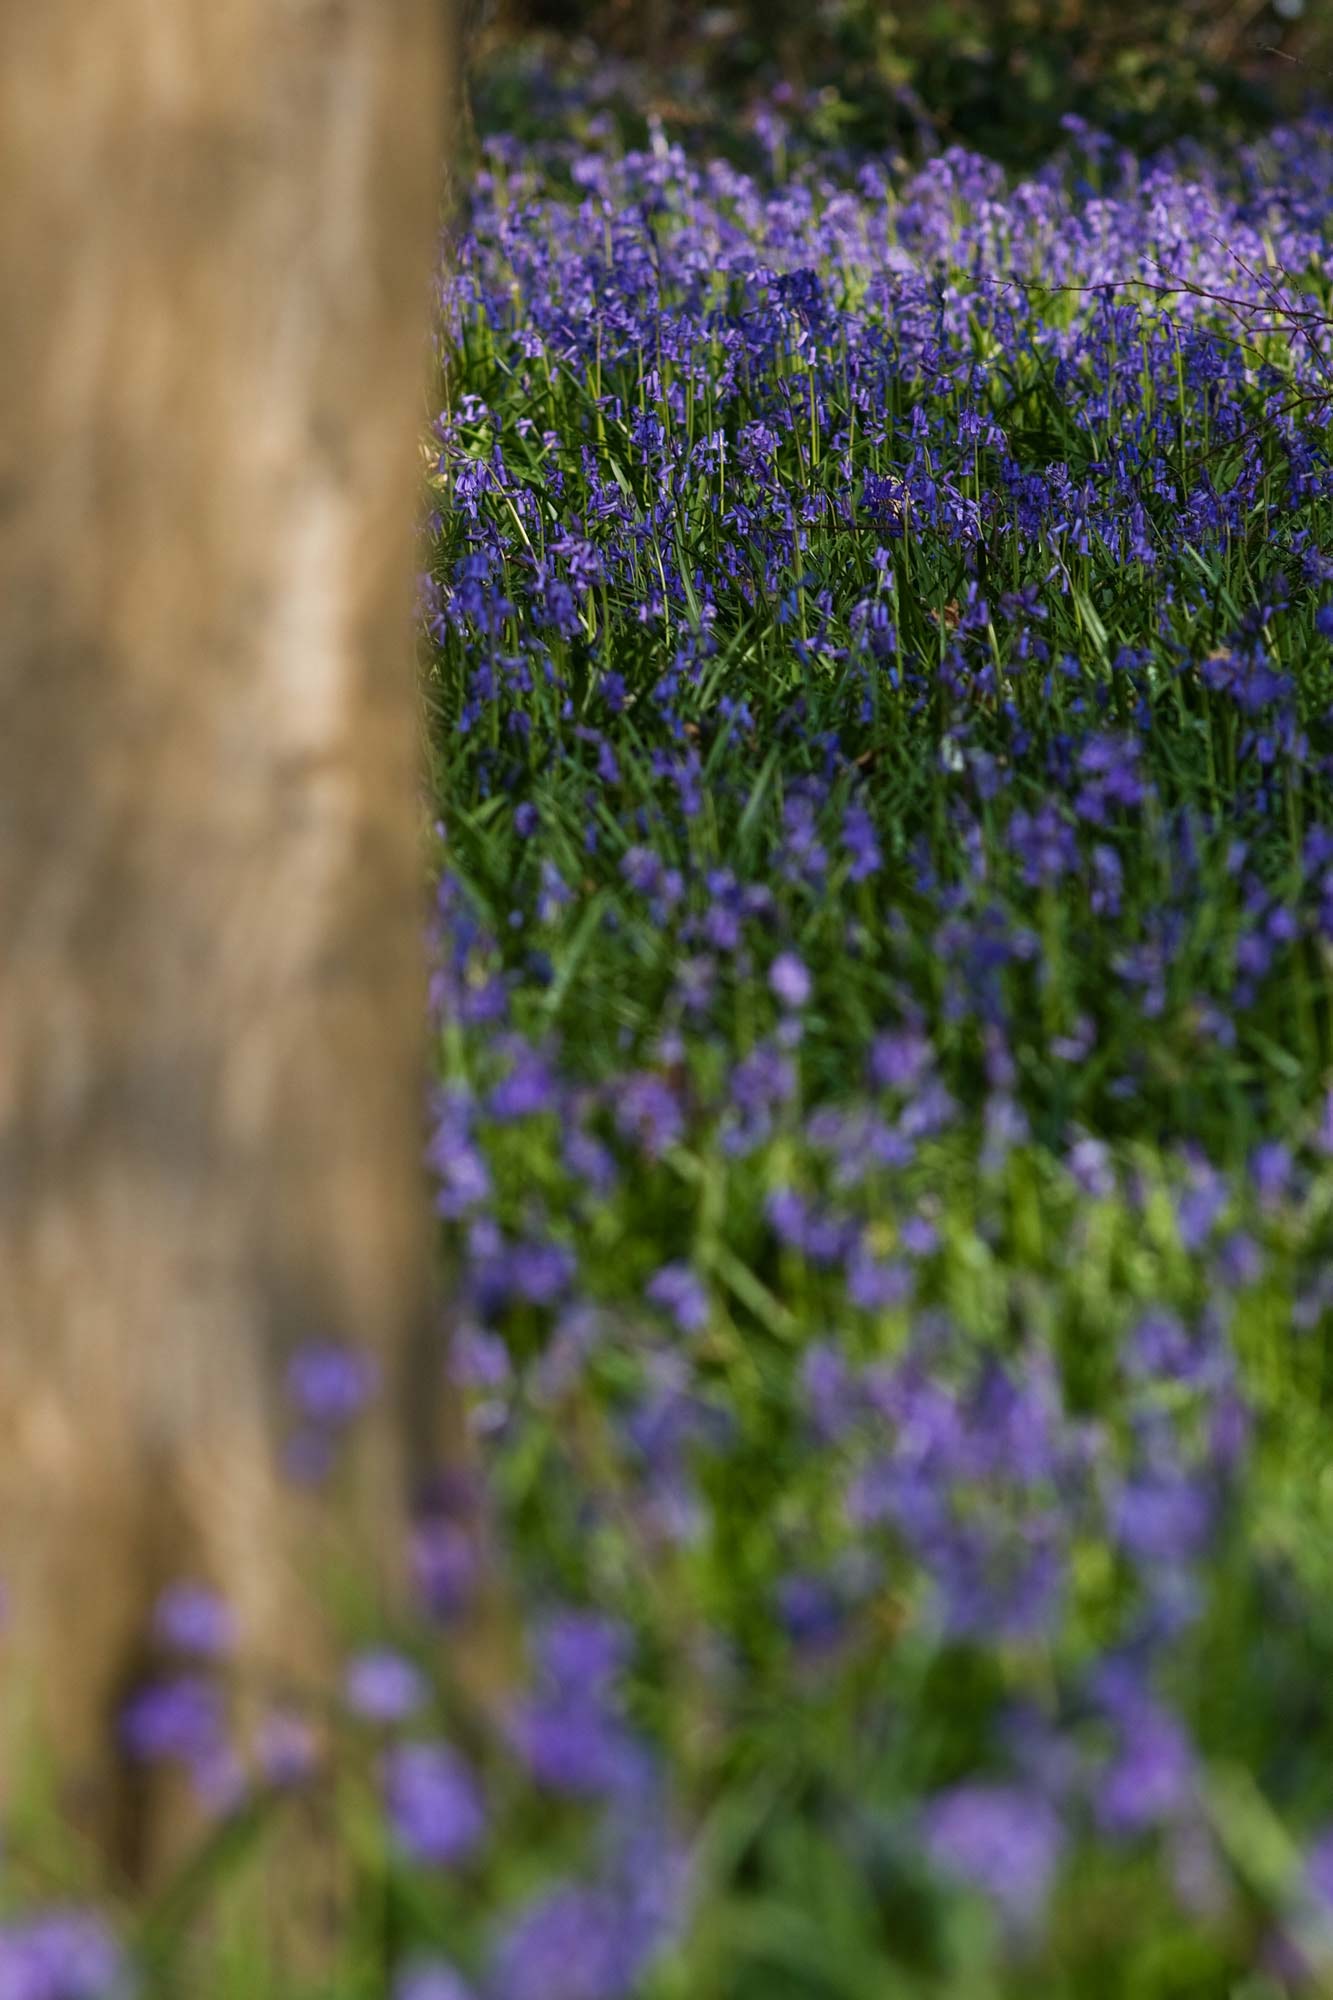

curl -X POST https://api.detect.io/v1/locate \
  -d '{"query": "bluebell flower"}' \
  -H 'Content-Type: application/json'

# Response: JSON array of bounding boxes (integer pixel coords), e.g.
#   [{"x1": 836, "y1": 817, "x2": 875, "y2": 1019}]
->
[
  {"x1": 152, "y1": 1583, "x2": 235, "y2": 1661},
  {"x1": 0, "y1": 1912, "x2": 129, "y2": 2000},
  {"x1": 768, "y1": 951, "x2": 812, "y2": 1010},
  {"x1": 285, "y1": 1341, "x2": 379, "y2": 1428},
  {"x1": 120, "y1": 1676, "x2": 226, "y2": 1769},
  {"x1": 344, "y1": 1649, "x2": 430, "y2": 1726},
  {"x1": 393, "y1": 1960, "x2": 475, "y2": 2000},
  {"x1": 923, "y1": 1784, "x2": 1064, "y2": 1931},
  {"x1": 382, "y1": 1742, "x2": 485, "y2": 1868},
  {"x1": 645, "y1": 1262, "x2": 710, "y2": 1335}
]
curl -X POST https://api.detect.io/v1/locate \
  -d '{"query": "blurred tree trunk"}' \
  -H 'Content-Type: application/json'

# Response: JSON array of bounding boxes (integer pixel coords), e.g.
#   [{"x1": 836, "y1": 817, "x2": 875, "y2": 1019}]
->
[{"x1": 0, "y1": 0, "x2": 457, "y2": 1882}]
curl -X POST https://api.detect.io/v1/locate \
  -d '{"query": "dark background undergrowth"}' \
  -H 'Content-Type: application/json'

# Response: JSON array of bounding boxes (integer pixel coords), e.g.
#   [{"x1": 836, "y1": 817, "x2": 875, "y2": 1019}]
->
[{"x1": 467, "y1": 0, "x2": 1333, "y2": 172}]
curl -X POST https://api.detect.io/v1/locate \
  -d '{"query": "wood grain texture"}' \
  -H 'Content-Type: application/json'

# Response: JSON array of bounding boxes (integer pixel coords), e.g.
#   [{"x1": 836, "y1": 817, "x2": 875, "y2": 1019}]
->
[{"x1": 0, "y1": 0, "x2": 454, "y2": 1878}]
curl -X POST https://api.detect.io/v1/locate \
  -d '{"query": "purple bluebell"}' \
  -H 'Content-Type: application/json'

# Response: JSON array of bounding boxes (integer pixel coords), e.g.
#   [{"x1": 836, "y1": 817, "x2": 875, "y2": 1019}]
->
[
  {"x1": 393, "y1": 1960, "x2": 475, "y2": 2000},
  {"x1": 152, "y1": 1583, "x2": 235, "y2": 1661},
  {"x1": 0, "y1": 1912, "x2": 129, "y2": 2000},
  {"x1": 1097, "y1": 1699, "x2": 1197, "y2": 1837},
  {"x1": 490, "y1": 1875, "x2": 670, "y2": 2000},
  {"x1": 382, "y1": 1742, "x2": 485, "y2": 1868},
  {"x1": 285, "y1": 1341, "x2": 379, "y2": 1428},
  {"x1": 614, "y1": 1073, "x2": 684, "y2": 1157},
  {"x1": 645, "y1": 1262, "x2": 710, "y2": 1335},
  {"x1": 344, "y1": 1649, "x2": 430, "y2": 1725},
  {"x1": 120, "y1": 1676, "x2": 226, "y2": 1768},
  {"x1": 768, "y1": 951, "x2": 812, "y2": 1010},
  {"x1": 923, "y1": 1784, "x2": 1064, "y2": 1931}
]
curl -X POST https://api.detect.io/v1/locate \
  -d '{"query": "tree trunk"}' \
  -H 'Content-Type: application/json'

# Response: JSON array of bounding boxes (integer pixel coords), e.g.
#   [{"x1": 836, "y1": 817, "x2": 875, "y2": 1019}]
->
[{"x1": 0, "y1": 0, "x2": 453, "y2": 1882}]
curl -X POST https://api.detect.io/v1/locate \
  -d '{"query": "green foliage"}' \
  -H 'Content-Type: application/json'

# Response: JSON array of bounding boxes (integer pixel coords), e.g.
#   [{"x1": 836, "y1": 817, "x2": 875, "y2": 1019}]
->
[{"x1": 478, "y1": 0, "x2": 1333, "y2": 170}]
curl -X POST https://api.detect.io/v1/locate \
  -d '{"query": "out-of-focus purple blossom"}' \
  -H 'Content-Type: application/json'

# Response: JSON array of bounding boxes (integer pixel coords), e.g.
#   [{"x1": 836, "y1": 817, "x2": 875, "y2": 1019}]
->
[
  {"x1": 344, "y1": 1649, "x2": 430, "y2": 1725},
  {"x1": 1075, "y1": 731, "x2": 1147, "y2": 823},
  {"x1": 846, "y1": 1244, "x2": 913, "y2": 1311},
  {"x1": 843, "y1": 800, "x2": 882, "y2": 881},
  {"x1": 538, "y1": 859, "x2": 573, "y2": 924},
  {"x1": 120, "y1": 1676, "x2": 225, "y2": 1768},
  {"x1": 800, "y1": 1341, "x2": 859, "y2": 1440},
  {"x1": 1051, "y1": 1015, "x2": 1096, "y2": 1063},
  {"x1": 776, "y1": 1573, "x2": 847, "y2": 1655},
  {"x1": 537, "y1": 1611, "x2": 630, "y2": 1699},
  {"x1": 1010, "y1": 803, "x2": 1079, "y2": 889},
  {"x1": 1215, "y1": 1230, "x2": 1263, "y2": 1290},
  {"x1": 1095, "y1": 1690, "x2": 1197, "y2": 1837},
  {"x1": 427, "y1": 1090, "x2": 492, "y2": 1219},
  {"x1": 721, "y1": 1039, "x2": 797, "y2": 1155},
  {"x1": 645, "y1": 1262, "x2": 710, "y2": 1335},
  {"x1": 936, "y1": 1519, "x2": 1067, "y2": 1645},
  {"x1": 509, "y1": 1237, "x2": 578, "y2": 1307},
  {"x1": 382, "y1": 1742, "x2": 485, "y2": 1868},
  {"x1": 488, "y1": 1045, "x2": 560, "y2": 1122},
  {"x1": 491, "y1": 1887, "x2": 633, "y2": 2000},
  {"x1": 969, "y1": 1359, "x2": 1062, "y2": 1489},
  {"x1": 0, "y1": 1912, "x2": 130, "y2": 2000},
  {"x1": 765, "y1": 1188, "x2": 856, "y2": 1265},
  {"x1": 1113, "y1": 1467, "x2": 1213, "y2": 1563},
  {"x1": 923, "y1": 1784, "x2": 1064, "y2": 1931},
  {"x1": 393, "y1": 1960, "x2": 475, "y2": 2000},
  {"x1": 1125, "y1": 1307, "x2": 1201, "y2": 1384},
  {"x1": 1210, "y1": 1388, "x2": 1252, "y2": 1475},
  {"x1": 456, "y1": 965, "x2": 509, "y2": 1030},
  {"x1": 450, "y1": 1324, "x2": 512, "y2": 1394},
  {"x1": 506, "y1": 1611, "x2": 651, "y2": 1797},
  {"x1": 768, "y1": 951, "x2": 812, "y2": 1010},
  {"x1": 507, "y1": 1700, "x2": 649, "y2": 1801},
  {"x1": 285, "y1": 1341, "x2": 379, "y2": 1428},
  {"x1": 900, "y1": 1212, "x2": 939, "y2": 1258},
  {"x1": 1067, "y1": 1135, "x2": 1115, "y2": 1199},
  {"x1": 489, "y1": 1849, "x2": 681, "y2": 2000},
  {"x1": 152, "y1": 1583, "x2": 236, "y2": 1661},
  {"x1": 1249, "y1": 1139, "x2": 1294, "y2": 1209},
  {"x1": 614, "y1": 1073, "x2": 684, "y2": 1157},
  {"x1": 1175, "y1": 1162, "x2": 1228, "y2": 1250},
  {"x1": 564, "y1": 1124, "x2": 618, "y2": 1197},
  {"x1": 869, "y1": 1027, "x2": 932, "y2": 1092}
]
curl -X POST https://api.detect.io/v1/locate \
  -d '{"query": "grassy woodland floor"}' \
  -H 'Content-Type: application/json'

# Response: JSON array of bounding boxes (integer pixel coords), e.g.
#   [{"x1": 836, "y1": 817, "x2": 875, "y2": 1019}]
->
[
  {"x1": 15, "y1": 78, "x2": 1333, "y2": 2000},
  {"x1": 419, "y1": 99, "x2": 1333, "y2": 1999}
]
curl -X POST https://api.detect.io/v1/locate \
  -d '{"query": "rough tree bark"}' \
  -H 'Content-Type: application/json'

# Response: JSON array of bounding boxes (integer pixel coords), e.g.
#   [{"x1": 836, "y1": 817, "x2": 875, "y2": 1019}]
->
[{"x1": 0, "y1": 0, "x2": 456, "y2": 1882}]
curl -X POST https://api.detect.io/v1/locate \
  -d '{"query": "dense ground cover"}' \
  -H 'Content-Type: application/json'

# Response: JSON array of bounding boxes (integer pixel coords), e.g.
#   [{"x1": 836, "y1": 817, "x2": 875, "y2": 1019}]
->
[
  {"x1": 13, "y1": 94, "x2": 1333, "y2": 2000},
  {"x1": 418, "y1": 107, "x2": 1333, "y2": 1997}
]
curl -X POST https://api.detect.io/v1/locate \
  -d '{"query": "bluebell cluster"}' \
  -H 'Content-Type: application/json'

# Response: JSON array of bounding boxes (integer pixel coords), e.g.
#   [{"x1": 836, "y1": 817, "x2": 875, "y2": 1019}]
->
[{"x1": 414, "y1": 105, "x2": 1333, "y2": 1995}]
